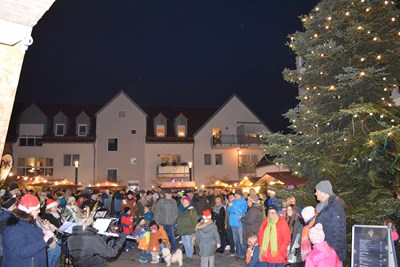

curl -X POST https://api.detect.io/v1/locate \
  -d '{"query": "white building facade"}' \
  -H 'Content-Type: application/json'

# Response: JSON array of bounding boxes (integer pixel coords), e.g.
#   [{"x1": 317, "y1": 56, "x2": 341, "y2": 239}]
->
[{"x1": 5, "y1": 91, "x2": 271, "y2": 189}]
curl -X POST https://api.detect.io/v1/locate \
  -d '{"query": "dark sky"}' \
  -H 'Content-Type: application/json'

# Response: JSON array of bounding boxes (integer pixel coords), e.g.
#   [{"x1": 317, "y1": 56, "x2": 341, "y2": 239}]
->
[{"x1": 16, "y1": 0, "x2": 319, "y2": 132}]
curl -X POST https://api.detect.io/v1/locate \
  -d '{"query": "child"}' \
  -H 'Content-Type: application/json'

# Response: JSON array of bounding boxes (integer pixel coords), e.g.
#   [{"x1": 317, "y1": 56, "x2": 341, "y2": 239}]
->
[
  {"x1": 121, "y1": 207, "x2": 134, "y2": 251},
  {"x1": 195, "y1": 210, "x2": 221, "y2": 267},
  {"x1": 148, "y1": 220, "x2": 170, "y2": 264},
  {"x1": 245, "y1": 232, "x2": 266, "y2": 267},
  {"x1": 133, "y1": 217, "x2": 150, "y2": 263},
  {"x1": 305, "y1": 223, "x2": 340, "y2": 267},
  {"x1": 384, "y1": 219, "x2": 399, "y2": 246},
  {"x1": 144, "y1": 205, "x2": 153, "y2": 225}
]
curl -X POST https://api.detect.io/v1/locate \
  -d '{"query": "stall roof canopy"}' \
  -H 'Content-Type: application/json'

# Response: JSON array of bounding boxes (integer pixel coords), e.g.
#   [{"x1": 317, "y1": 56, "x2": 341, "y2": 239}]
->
[{"x1": 255, "y1": 172, "x2": 307, "y2": 186}]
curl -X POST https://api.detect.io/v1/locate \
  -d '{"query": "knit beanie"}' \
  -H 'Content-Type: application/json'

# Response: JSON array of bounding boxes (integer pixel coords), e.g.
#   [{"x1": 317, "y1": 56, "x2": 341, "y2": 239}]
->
[
  {"x1": 182, "y1": 196, "x2": 191, "y2": 203},
  {"x1": 309, "y1": 223, "x2": 325, "y2": 244},
  {"x1": 315, "y1": 180, "x2": 333, "y2": 195},
  {"x1": 8, "y1": 183, "x2": 19, "y2": 191},
  {"x1": 1, "y1": 195, "x2": 17, "y2": 209},
  {"x1": 235, "y1": 189, "x2": 243, "y2": 197},
  {"x1": 301, "y1": 206, "x2": 316, "y2": 221},
  {"x1": 124, "y1": 207, "x2": 131, "y2": 213}
]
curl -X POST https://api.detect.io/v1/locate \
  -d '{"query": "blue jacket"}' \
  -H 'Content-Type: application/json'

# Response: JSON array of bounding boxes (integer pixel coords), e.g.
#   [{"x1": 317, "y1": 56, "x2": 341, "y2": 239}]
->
[
  {"x1": 315, "y1": 194, "x2": 347, "y2": 262},
  {"x1": 227, "y1": 197, "x2": 247, "y2": 227},
  {"x1": 245, "y1": 245, "x2": 269, "y2": 267},
  {"x1": 2, "y1": 216, "x2": 48, "y2": 267}
]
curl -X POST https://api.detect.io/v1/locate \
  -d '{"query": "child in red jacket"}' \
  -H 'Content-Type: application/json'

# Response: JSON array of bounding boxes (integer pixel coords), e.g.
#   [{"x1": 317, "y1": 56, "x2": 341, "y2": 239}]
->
[{"x1": 121, "y1": 207, "x2": 134, "y2": 251}]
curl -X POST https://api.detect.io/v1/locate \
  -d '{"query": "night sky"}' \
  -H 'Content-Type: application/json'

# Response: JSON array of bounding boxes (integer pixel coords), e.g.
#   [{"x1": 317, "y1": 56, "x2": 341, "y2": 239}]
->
[{"x1": 16, "y1": 0, "x2": 320, "y2": 132}]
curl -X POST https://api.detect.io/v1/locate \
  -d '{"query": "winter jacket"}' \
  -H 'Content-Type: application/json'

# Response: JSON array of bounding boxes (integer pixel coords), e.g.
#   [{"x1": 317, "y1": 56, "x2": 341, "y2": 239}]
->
[
  {"x1": 241, "y1": 204, "x2": 264, "y2": 242},
  {"x1": 176, "y1": 205, "x2": 198, "y2": 236},
  {"x1": 315, "y1": 194, "x2": 346, "y2": 262},
  {"x1": 112, "y1": 192, "x2": 123, "y2": 214},
  {"x1": 148, "y1": 225, "x2": 170, "y2": 252},
  {"x1": 195, "y1": 220, "x2": 221, "y2": 257},
  {"x1": 192, "y1": 195, "x2": 210, "y2": 216},
  {"x1": 68, "y1": 225, "x2": 125, "y2": 267},
  {"x1": 155, "y1": 198, "x2": 178, "y2": 225},
  {"x1": 258, "y1": 216, "x2": 291, "y2": 263},
  {"x1": 287, "y1": 216, "x2": 304, "y2": 264},
  {"x1": 227, "y1": 196, "x2": 247, "y2": 227},
  {"x1": 2, "y1": 215, "x2": 48, "y2": 267},
  {"x1": 121, "y1": 213, "x2": 134, "y2": 235},
  {"x1": 212, "y1": 205, "x2": 226, "y2": 233},
  {"x1": 305, "y1": 241, "x2": 341, "y2": 267},
  {"x1": 133, "y1": 224, "x2": 150, "y2": 250},
  {"x1": 119, "y1": 198, "x2": 138, "y2": 217}
]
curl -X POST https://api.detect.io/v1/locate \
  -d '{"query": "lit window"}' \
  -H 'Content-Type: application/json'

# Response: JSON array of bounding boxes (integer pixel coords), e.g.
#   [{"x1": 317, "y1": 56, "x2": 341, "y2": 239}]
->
[
  {"x1": 177, "y1": 125, "x2": 186, "y2": 137},
  {"x1": 107, "y1": 169, "x2": 118, "y2": 182},
  {"x1": 156, "y1": 125, "x2": 165, "y2": 137}
]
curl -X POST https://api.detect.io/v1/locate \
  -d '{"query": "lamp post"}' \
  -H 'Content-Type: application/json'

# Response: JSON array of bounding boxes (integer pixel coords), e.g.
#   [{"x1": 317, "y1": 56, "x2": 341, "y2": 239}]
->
[
  {"x1": 188, "y1": 161, "x2": 193, "y2": 182},
  {"x1": 74, "y1": 160, "x2": 79, "y2": 185}
]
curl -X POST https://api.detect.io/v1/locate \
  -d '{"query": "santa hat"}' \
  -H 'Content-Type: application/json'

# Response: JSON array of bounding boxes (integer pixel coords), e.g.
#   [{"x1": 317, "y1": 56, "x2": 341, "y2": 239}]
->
[
  {"x1": 308, "y1": 223, "x2": 325, "y2": 244},
  {"x1": 203, "y1": 209, "x2": 212, "y2": 220},
  {"x1": 46, "y1": 198, "x2": 58, "y2": 210},
  {"x1": 18, "y1": 193, "x2": 40, "y2": 214}
]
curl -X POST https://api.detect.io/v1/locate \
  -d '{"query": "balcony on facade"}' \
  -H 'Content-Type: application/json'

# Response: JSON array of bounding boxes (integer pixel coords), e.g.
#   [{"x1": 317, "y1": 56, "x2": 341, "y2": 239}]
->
[
  {"x1": 156, "y1": 164, "x2": 190, "y2": 179},
  {"x1": 211, "y1": 134, "x2": 264, "y2": 148},
  {"x1": 238, "y1": 165, "x2": 257, "y2": 179}
]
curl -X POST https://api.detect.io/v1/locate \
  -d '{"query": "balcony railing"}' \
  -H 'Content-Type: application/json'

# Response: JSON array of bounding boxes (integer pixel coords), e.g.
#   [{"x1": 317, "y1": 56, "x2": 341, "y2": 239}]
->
[
  {"x1": 157, "y1": 165, "x2": 190, "y2": 178},
  {"x1": 238, "y1": 165, "x2": 257, "y2": 178},
  {"x1": 211, "y1": 134, "x2": 264, "y2": 147}
]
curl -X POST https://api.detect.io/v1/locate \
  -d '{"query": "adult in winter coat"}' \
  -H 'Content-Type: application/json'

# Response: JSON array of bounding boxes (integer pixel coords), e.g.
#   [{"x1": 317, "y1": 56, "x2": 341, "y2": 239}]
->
[
  {"x1": 155, "y1": 189, "x2": 178, "y2": 251},
  {"x1": 192, "y1": 190, "x2": 210, "y2": 218},
  {"x1": 258, "y1": 205, "x2": 291, "y2": 266},
  {"x1": 119, "y1": 190, "x2": 138, "y2": 218},
  {"x1": 212, "y1": 197, "x2": 226, "y2": 253},
  {"x1": 240, "y1": 194, "x2": 264, "y2": 243},
  {"x1": 286, "y1": 204, "x2": 304, "y2": 266},
  {"x1": 314, "y1": 180, "x2": 347, "y2": 262},
  {"x1": 68, "y1": 225, "x2": 126, "y2": 267},
  {"x1": 195, "y1": 210, "x2": 221, "y2": 267},
  {"x1": 176, "y1": 196, "x2": 198, "y2": 263},
  {"x1": 227, "y1": 189, "x2": 248, "y2": 260},
  {"x1": 1, "y1": 193, "x2": 54, "y2": 267}
]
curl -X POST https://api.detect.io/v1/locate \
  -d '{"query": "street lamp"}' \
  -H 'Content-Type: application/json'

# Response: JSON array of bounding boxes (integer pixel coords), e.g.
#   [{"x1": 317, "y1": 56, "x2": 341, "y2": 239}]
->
[
  {"x1": 74, "y1": 160, "x2": 79, "y2": 185},
  {"x1": 188, "y1": 161, "x2": 193, "y2": 182}
]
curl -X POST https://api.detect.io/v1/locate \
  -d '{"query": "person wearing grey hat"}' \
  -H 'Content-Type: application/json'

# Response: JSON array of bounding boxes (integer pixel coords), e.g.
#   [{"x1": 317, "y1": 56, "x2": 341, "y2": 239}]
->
[
  {"x1": 240, "y1": 193, "x2": 263, "y2": 250},
  {"x1": 314, "y1": 180, "x2": 347, "y2": 263},
  {"x1": 227, "y1": 187, "x2": 247, "y2": 260}
]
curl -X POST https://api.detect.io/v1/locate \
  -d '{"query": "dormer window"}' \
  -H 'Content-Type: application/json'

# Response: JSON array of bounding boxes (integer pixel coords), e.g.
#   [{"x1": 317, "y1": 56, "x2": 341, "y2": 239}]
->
[
  {"x1": 154, "y1": 113, "x2": 167, "y2": 137},
  {"x1": 78, "y1": 124, "x2": 87, "y2": 136},
  {"x1": 55, "y1": 124, "x2": 65, "y2": 136},
  {"x1": 156, "y1": 125, "x2": 165, "y2": 137},
  {"x1": 177, "y1": 125, "x2": 186, "y2": 137}
]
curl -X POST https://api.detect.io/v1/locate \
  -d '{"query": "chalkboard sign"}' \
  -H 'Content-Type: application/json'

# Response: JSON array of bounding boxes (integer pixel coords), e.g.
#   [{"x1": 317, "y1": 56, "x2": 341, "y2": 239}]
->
[{"x1": 352, "y1": 225, "x2": 398, "y2": 267}]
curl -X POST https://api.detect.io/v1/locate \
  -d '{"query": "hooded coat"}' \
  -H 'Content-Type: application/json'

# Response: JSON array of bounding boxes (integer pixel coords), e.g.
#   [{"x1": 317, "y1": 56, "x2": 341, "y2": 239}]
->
[
  {"x1": 195, "y1": 220, "x2": 221, "y2": 257},
  {"x1": 305, "y1": 241, "x2": 341, "y2": 267},
  {"x1": 176, "y1": 205, "x2": 198, "y2": 236},
  {"x1": 68, "y1": 225, "x2": 125, "y2": 267}
]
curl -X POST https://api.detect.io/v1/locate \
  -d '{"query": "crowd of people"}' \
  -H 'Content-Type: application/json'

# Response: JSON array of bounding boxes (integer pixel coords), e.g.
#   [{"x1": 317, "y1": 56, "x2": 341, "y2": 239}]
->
[{"x1": 0, "y1": 181, "x2": 398, "y2": 267}]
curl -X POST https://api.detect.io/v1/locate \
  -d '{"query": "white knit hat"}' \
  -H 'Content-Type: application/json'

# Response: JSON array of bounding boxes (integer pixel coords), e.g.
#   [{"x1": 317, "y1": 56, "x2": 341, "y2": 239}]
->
[
  {"x1": 301, "y1": 206, "x2": 316, "y2": 221},
  {"x1": 309, "y1": 223, "x2": 325, "y2": 244}
]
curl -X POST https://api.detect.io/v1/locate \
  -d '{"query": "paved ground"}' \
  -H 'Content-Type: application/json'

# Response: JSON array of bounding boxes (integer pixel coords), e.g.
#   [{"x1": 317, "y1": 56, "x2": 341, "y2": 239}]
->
[{"x1": 108, "y1": 247, "x2": 245, "y2": 267}]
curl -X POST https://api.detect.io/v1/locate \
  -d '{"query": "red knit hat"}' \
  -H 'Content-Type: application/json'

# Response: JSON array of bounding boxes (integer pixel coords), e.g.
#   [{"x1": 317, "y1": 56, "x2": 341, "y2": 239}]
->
[
  {"x1": 46, "y1": 198, "x2": 58, "y2": 209},
  {"x1": 18, "y1": 193, "x2": 40, "y2": 214},
  {"x1": 202, "y1": 209, "x2": 212, "y2": 219}
]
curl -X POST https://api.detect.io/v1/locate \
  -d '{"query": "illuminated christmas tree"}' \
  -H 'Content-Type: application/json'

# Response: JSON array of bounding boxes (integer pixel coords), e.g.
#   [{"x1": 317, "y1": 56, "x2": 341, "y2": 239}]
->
[{"x1": 261, "y1": 0, "x2": 400, "y2": 224}]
